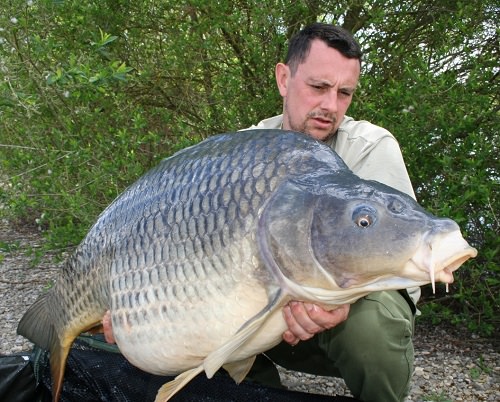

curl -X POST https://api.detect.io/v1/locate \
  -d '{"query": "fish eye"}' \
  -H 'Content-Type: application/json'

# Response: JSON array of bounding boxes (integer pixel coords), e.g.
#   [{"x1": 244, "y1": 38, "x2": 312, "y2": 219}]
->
[
  {"x1": 356, "y1": 215, "x2": 372, "y2": 228},
  {"x1": 352, "y1": 206, "x2": 376, "y2": 228}
]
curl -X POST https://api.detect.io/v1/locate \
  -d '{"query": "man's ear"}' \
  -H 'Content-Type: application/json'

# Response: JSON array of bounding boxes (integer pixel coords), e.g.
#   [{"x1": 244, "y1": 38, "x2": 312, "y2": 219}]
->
[{"x1": 275, "y1": 63, "x2": 290, "y2": 97}]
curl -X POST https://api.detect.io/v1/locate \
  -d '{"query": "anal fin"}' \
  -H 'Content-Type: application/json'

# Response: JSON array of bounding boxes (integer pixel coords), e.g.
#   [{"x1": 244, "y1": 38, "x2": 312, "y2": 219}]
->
[{"x1": 223, "y1": 356, "x2": 256, "y2": 383}]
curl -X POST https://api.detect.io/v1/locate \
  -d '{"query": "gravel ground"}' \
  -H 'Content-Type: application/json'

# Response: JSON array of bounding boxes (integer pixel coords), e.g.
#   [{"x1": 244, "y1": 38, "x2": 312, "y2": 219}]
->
[{"x1": 1, "y1": 218, "x2": 499, "y2": 401}]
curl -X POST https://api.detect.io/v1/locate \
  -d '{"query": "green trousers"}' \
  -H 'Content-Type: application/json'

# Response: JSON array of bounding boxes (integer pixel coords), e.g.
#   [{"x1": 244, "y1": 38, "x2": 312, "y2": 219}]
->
[{"x1": 247, "y1": 290, "x2": 415, "y2": 402}]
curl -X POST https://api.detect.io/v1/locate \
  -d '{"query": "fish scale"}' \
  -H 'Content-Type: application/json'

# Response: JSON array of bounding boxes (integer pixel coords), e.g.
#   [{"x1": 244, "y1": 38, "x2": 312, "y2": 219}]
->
[{"x1": 17, "y1": 130, "x2": 477, "y2": 402}]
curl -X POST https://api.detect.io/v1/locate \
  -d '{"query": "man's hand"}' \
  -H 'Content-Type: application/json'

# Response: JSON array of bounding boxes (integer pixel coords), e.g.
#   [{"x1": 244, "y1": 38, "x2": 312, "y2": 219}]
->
[
  {"x1": 102, "y1": 310, "x2": 116, "y2": 344},
  {"x1": 282, "y1": 302, "x2": 350, "y2": 346}
]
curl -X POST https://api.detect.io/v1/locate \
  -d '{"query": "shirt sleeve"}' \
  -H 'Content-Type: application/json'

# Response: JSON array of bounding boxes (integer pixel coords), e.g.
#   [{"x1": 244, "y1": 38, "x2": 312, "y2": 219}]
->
[
  {"x1": 334, "y1": 118, "x2": 416, "y2": 200},
  {"x1": 352, "y1": 136, "x2": 416, "y2": 199},
  {"x1": 240, "y1": 115, "x2": 283, "y2": 131}
]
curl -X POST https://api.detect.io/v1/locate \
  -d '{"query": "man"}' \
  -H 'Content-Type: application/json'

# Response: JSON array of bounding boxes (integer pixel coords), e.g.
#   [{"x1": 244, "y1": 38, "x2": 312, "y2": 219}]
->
[
  {"x1": 242, "y1": 23, "x2": 418, "y2": 402},
  {"x1": 101, "y1": 22, "x2": 417, "y2": 402}
]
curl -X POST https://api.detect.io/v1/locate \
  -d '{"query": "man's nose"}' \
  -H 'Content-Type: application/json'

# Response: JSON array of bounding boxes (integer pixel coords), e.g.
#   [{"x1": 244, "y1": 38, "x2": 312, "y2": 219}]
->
[{"x1": 320, "y1": 90, "x2": 338, "y2": 113}]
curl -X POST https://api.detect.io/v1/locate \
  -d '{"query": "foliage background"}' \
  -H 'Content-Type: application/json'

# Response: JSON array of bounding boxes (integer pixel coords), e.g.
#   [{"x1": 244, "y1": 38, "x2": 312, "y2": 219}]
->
[{"x1": 0, "y1": 0, "x2": 498, "y2": 335}]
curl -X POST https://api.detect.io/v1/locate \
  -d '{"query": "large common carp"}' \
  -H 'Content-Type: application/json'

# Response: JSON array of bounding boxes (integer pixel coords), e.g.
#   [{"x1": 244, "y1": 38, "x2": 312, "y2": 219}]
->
[{"x1": 18, "y1": 130, "x2": 477, "y2": 401}]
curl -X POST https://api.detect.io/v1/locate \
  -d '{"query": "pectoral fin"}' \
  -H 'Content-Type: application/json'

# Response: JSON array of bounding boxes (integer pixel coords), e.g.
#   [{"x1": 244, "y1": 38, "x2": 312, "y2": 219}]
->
[
  {"x1": 203, "y1": 289, "x2": 284, "y2": 378},
  {"x1": 154, "y1": 365, "x2": 204, "y2": 402},
  {"x1": 156, "y1": 289, "x2": 284, "y2": 401}
]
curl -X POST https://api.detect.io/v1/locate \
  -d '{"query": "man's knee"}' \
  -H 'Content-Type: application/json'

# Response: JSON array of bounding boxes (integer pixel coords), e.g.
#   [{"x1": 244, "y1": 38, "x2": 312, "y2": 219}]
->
[{"x1": 319, "y1": 291, "x2": 414, "y2": 401}]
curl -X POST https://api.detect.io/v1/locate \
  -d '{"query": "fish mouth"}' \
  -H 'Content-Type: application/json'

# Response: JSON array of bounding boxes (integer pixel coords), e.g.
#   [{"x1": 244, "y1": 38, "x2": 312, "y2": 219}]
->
[{"x1": 409, "y1": 229, "x2": 477, "y2": 293}]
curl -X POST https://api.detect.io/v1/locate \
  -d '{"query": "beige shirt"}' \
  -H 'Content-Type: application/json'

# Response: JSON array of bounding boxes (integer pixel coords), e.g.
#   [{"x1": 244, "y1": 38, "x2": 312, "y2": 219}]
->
[
  {"x1": 246, "y1": 114, "x2": 416, "y2": 199},
  {"x1": 245, "y1": 114, "x2": 421, "y2": 304}
]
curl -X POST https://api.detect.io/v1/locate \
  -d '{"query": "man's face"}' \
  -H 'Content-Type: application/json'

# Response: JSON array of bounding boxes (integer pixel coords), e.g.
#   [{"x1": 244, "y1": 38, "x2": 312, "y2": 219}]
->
[{"x1": 276, "y1": 39, "x2": 360, "y2": 141}]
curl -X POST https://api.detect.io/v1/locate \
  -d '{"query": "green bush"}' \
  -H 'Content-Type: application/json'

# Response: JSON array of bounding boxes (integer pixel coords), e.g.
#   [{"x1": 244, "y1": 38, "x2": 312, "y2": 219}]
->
[{"x1": 1, "y1": 0, "x2": 497, "y2": 336}]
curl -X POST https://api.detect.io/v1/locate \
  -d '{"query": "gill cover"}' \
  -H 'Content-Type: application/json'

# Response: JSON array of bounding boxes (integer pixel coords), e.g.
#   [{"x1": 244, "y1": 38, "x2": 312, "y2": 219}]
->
[{"x1": 259, "y1": 176, "x2": 343, "y2": 289}]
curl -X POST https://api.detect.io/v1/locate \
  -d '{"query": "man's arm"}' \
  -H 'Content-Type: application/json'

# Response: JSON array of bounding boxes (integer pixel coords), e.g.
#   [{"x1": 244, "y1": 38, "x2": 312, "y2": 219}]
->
[{"x1": 101, "y1": 304, "x2": 351, "y2": 346}]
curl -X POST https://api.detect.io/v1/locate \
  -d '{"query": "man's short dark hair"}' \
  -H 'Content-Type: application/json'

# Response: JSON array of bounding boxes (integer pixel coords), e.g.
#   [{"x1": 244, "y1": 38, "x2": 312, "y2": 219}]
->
[{"x1": 285, "y1": 23, "x2": 362, "y2": 75}]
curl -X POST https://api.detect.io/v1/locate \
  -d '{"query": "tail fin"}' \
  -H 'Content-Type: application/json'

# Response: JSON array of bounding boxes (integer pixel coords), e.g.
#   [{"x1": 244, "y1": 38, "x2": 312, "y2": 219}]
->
[
  {"x1": 17, "y1": 293, "x2": 56, "y2": 350},
  {"x1": 17, "y1": 292, "x2": 72, "y2": 401}
]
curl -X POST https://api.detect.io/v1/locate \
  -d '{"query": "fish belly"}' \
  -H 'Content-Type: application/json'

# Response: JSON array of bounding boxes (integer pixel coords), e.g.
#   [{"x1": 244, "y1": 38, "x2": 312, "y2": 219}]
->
[{"x1": 109, "y1": 266, "x2": 282, "y2": 375}]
